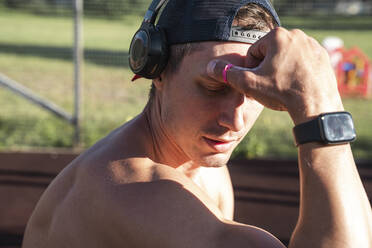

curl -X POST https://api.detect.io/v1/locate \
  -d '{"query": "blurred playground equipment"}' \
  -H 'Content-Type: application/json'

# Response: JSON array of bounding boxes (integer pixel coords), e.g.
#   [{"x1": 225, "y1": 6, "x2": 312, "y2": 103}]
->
[{"x1": 323, "y1": 36, "x2": 372, "y2": 98}]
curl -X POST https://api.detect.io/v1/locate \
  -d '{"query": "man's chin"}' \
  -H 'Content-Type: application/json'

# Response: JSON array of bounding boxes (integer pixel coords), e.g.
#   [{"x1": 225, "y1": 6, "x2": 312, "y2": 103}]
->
[{"x1": 195, "y1": 152, "x2": 231, "y2": 168}]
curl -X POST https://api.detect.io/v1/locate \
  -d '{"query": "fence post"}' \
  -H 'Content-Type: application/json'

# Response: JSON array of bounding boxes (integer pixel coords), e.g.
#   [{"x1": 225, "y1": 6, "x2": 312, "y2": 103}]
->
[{"x1": 73, "y1": 0, "x2": 83, "y2": 147}]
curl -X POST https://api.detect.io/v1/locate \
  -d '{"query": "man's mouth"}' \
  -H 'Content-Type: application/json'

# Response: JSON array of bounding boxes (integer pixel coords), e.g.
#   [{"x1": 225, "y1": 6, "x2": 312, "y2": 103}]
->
[{"x1": 203, "y1": 136, "x2": 236, "y2": 153}]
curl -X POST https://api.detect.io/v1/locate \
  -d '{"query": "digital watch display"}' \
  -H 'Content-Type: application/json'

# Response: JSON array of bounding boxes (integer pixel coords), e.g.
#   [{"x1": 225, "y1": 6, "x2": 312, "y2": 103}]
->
[{"x1": 293, "y1": 111, "x2": 356, "y2": 146}]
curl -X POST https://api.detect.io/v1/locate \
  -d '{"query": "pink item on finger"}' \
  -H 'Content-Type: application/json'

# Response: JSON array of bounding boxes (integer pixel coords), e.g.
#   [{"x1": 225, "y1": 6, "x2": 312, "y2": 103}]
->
[{"x1": 223, "y1": 64, "x2": 234, "y2": 83}]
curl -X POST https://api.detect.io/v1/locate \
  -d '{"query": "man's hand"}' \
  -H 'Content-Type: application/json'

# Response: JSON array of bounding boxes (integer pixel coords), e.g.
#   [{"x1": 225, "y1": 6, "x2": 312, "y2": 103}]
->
[{"x1": 207, "y1": 27, "x2": 344, "y2": 125}]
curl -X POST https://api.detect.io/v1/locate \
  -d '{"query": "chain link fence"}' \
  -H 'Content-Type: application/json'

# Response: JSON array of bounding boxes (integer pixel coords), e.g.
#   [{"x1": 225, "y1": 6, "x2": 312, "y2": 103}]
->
[
  {"x1": 0, "y1": 0, "x2": 151, "y2": 16},
  {"x1": 2, "y1": 0, "x2": 372, "y2": 17},
  {"x1": 275, "y1": 0, "x2": 372, "y2": 15}
]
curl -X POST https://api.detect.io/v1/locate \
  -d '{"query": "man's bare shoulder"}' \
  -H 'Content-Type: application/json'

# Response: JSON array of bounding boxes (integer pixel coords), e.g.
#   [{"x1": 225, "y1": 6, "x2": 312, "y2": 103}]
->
[
  {"x1": 53, "y1": 157, "x2": 222, "y2": 247},
  {"x1": 68, "y1": 157, "x2": 284, "y2": 248},
  {"x1": 94, "y1": 157, "x2": 225, "y2": 217}
]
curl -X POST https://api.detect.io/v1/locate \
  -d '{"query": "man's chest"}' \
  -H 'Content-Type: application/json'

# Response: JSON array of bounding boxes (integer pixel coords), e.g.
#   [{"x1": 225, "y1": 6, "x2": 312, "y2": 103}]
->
[{"x1": 191, "y1": 167, "x2": 234, "y2": 219}]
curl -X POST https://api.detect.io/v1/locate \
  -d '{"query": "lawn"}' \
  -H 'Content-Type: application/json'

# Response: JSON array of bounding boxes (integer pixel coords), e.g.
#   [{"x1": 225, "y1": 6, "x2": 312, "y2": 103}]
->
[{"x1": 0, "y1": 9, "x2": 371, "y2": 160}]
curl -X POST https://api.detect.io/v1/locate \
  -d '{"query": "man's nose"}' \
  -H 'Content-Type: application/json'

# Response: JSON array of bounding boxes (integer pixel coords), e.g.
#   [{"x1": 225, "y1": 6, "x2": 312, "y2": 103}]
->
[{"x1": 217, "y1": 93, "x2": 245, "y2": 132}]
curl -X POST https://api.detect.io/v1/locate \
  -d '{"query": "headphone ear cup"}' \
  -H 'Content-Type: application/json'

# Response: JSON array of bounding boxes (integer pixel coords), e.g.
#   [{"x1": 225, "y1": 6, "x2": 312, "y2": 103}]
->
[
  {"x1": 129, "y1": 28, "x2": 151, "y2": 75},
  {"x1": 150, "y1": 26, "x2": 169, "y2": 78},
  {"x1": 129, "y1": 24, "x2": 168, "y2": 79}
]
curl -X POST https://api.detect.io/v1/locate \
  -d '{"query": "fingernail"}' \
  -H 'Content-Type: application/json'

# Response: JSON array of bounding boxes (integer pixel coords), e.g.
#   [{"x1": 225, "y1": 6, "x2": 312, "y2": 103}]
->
[{"x1": 207, "y1": 60, "x2": 218, "y2": 77}]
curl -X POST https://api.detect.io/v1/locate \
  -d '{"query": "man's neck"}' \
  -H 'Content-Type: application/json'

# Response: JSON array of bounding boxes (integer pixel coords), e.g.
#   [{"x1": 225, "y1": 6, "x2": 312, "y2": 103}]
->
[{"x1": 143, "y1": 98, "x2": 199, "y2": 175}]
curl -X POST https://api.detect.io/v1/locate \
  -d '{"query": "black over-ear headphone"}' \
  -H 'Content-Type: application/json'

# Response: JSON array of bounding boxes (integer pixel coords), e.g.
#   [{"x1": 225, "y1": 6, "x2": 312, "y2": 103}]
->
[{"x1": 128, "y1": 0, "x2": 169, "y2": 79}]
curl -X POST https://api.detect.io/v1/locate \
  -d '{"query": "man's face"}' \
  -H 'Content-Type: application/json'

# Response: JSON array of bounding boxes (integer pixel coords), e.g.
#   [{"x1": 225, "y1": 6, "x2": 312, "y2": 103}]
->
[{"x1": 158, "y1": 42, "x2": 264, "y2": 167}]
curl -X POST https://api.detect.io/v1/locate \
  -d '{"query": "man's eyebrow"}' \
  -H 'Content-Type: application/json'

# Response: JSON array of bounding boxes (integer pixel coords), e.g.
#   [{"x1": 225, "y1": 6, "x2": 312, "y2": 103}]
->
[
  {"x1": 197, "y1": 74, "x2": 224, "y2": 84},
  {"x1": 194, "y1": 74, "x2": 231, "y2": 92}
]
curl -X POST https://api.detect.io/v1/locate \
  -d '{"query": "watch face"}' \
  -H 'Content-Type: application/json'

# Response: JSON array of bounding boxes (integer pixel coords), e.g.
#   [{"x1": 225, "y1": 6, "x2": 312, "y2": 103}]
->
[{"x1": 320, "y1": 112, "x2": 356, "y2": 143}]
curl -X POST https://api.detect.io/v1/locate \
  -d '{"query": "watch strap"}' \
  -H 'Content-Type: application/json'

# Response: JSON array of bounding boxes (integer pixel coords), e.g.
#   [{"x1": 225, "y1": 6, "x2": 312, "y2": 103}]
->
[{"x1": 292, "y1": 118, "x2": 322, "y2": 146}]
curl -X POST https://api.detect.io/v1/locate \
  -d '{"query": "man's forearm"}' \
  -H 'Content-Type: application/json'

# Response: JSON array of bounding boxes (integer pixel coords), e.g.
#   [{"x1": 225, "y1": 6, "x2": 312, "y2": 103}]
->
[{"x1": 289, "y1": 143, "x2": 372, "y2": 248}]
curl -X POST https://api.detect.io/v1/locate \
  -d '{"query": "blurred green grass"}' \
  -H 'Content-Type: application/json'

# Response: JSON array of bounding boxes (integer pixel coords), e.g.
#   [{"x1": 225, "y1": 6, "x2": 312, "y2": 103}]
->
[{"x1": 0, "y1": 10, "x2": 371, "y2": 160}]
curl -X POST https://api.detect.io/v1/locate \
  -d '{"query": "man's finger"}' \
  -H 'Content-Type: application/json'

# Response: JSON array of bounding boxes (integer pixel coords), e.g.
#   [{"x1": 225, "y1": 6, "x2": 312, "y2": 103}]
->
[
  {"x1": 206, "y1": 59, "x2": 259, "y2": 95},
  {"x1": 245, "y1": 28, "x2": 276, "y2": 68}
]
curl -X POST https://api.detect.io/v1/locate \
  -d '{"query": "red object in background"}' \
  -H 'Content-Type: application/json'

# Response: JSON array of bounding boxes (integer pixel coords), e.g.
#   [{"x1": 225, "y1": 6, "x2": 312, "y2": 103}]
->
[
  {"x1": 334, "y1": 47, "x2": 372, "y2": 97},
  {"x1": 131, "y1": 74, "x2": 142, "y2": 81}
]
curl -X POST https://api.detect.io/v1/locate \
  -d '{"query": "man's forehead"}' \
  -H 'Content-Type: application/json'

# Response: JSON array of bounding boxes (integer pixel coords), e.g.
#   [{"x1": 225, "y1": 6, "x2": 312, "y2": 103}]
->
[
  {"x1": 193, "y1": 41, "x2": 251, "y2": 55},
  {"x1": 182, "y1": 41, "x2": 251, "y2": 73}
]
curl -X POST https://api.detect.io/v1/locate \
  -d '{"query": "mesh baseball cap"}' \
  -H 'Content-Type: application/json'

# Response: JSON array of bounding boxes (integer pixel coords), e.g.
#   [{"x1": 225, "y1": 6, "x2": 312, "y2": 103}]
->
[
  {"x1": 130, "y1": 0, "x2": 280, "y2": 81},
  {"x1": 157, "y1": 0, "x2": 281, "y2": 45}
]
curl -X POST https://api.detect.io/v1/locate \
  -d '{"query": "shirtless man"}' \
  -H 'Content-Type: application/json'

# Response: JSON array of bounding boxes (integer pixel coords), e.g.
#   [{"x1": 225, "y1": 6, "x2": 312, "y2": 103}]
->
[{"x1": 23, "y1": 0, "x2": 372, "y2": 247}]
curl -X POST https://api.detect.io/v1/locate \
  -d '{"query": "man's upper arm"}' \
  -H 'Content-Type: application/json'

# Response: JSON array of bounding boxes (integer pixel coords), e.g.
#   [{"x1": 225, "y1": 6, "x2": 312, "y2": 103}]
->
[{"x1": 98, "y1": 177, "x2": 286, "y2": 248}]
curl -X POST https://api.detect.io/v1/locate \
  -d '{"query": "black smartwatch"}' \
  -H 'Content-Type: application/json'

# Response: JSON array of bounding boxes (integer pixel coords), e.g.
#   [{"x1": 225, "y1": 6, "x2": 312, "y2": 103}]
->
[{"x1": 293, "y1": 111, "x2": 356, "y2": 146}]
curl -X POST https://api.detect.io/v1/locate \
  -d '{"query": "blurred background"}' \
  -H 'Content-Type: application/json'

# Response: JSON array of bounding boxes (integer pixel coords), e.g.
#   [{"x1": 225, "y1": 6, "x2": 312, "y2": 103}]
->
[{"x1": 0, "y1": 0, "x2": 371, "y2": 160}]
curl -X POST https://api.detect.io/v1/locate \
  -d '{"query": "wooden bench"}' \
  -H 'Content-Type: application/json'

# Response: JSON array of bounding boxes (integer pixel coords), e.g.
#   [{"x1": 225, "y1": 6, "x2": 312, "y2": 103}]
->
[
  {"x1": 1, "y1": 151, "x2": 371, "y2": 247},
  {"x1": 0, "y1": 151, "x2": 76, "y2": 247}
]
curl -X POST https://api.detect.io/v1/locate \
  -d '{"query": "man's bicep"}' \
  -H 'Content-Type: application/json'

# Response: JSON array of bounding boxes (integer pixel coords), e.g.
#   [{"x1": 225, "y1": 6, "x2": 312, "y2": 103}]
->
[
  {"x1": 220, "y1": 220, "x2": 287, "y2": 248},
  {"x1": 107, "y1": 179, "x2": 285, "y2": 248}
]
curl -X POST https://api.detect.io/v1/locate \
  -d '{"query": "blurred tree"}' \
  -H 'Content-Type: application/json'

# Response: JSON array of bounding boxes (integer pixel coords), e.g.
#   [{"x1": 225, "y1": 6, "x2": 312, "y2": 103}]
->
[{"x1": 4, "y1": 0, "x2": 26, "y2": 8}]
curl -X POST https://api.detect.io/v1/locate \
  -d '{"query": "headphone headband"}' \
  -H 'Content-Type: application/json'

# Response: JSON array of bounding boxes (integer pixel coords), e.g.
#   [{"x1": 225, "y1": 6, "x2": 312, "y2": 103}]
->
[{"x1": 144, "y1": 0, "x2": 168, "y2": 23}]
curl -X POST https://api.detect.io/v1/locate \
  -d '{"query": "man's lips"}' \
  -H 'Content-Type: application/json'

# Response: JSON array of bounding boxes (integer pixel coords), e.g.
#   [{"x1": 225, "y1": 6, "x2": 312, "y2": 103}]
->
[{"x1": 203, "y1": 136, "x2": 237, "y2": 153}]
